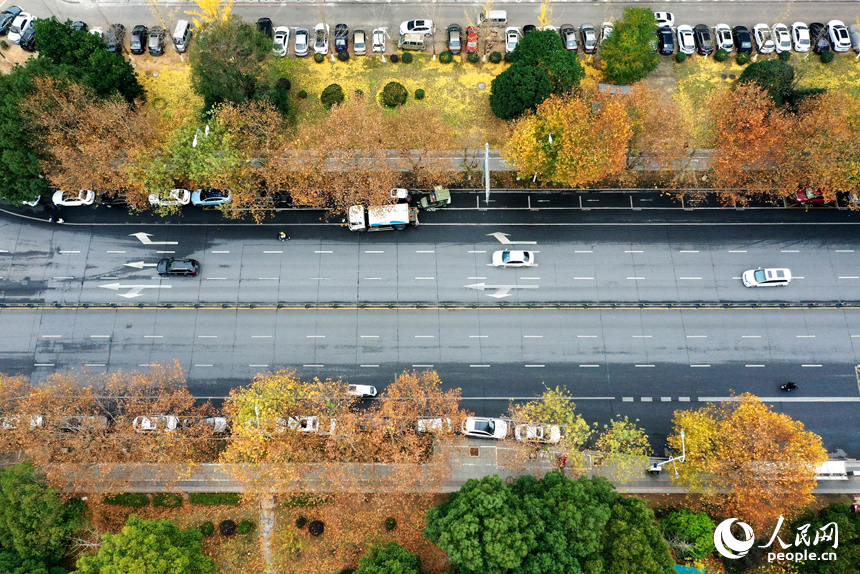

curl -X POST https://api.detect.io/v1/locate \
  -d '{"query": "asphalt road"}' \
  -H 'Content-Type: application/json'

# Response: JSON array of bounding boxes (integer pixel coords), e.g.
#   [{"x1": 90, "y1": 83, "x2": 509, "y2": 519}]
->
[{"x1": 2, "y1": 306, "x2": 859, "y2": 456}]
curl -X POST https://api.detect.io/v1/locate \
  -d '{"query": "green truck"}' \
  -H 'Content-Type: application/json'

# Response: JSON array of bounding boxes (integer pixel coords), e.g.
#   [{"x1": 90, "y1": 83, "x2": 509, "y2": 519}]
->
[{"x1": 418, "y1": 186, "x2": 451, "y2": 211}]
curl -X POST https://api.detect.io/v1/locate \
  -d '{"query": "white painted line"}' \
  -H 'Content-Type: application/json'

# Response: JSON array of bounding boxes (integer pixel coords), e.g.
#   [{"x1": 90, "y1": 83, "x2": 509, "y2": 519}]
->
[
  {"x1": 416, "y1": 250, "x2": 435, "y2": 253},
  {"x1": 574, "y1": 277, "x2": 595, "y2": 280},
  {"x1": 795, "y1": 276, "x2": 805, "y2": 279},
  {"x1": 212, "y1": 250, "x2": 230, "y2": 253},
  {"x1": 839, "y1": 276, "x2": 860, "y2": 279},
  {"x1": 249, "y1": 364, "x2": 269, "y2": 367},
  {"x1": 34, "y1": 363, "x2": 55, "y2": 367},
  {"x1": 622, "y1": 397, "x2": 633, "y2": 402},
  {"x1": 365, "y1": 250, "x2": 384, "y2": 253},
  {"x1": 41, "y1": 335, "x2": 61, "y2": 338},
  {"x1": 364, "y1": 277, "x2": 382, "y2": 280},
  {"x1": 360, "y1": 335, "x2": 379, "y2": 338},
  {"x1": 525, "y1": 364, "x2": 545, "y2": 368},
  {"x1": 360, "y1": 364, "x2": 379, "y2": 368},
  {"x1": 315, "y1": 250, "x2": 333, "y2": 254},
  {"x1": 90, "y1": 335, "x2": 110, "y2": 339},
  {"x1": 729, "y1": 250, "x2": 747, "y2": 253},
  {"x1": 746, "y1": 364, "x2": 766, "y2": 368},
  {"x1": 632, "y1": 335, "x2": 652, "y2": 338},
  {"x1": 523, "y1": 335, "x2": 543, "y2": 338},
  {"x1": 155, "y1": 250, "x2": 175, "y2": 254},
  {"x1": 144, "y1": 335, "x2": 163, "y2": 339},
  {"x1": 252, "y1": 335, "x2": 272, "y2": 339},
  {"x1": 690, "y1": 364, "x2": 711, "y2": 368},
  {"x1": 59, "y1": 250, "x2": 80, "y2": 254},
  {"x1": 309, "y1": 277, "x2": 330, "y2": 280},
  {"x1": 107, "y1": 250, "x2": 126, "y2": 254},
  {"x1": 796, "y1": 335, "x2": 815, "y2": 338},
  {"x1": 469, "y1": 335, "x2": 488, "y2": 338},
  {"x1": 470, "y1": 364, "x2": 490, "y2": 368},
  {"x1": 578, "y1": 335, "x2": 598, "y2": 338},
  {"x1": 139, "y1": 363, "x2": 154, "y2": 367},
  {"x1": 259, "y1": 277, "x2": 278, "y2": 280},
  {"x1": 742, "y1": 335, "x2": 761, "y2": 338},
  {"x1": 194, "y1": 364, "x2": 213, "y2": 367},
  {"x1": 836, "y1": 250, "x2": 854, "y2": 253},
  {"x1": 306, "y1": 335, "x2": 325, "y2": 338},
  {"x1": 468, "y1": 250, "x2": 487, "y2": 253},
  {"x1": 661, "y1": 397, "x2": 672, "y2": 402},
  {"x1": 303, "y1": 364, "x2": 324, "y2": 367},
  {"x1": 575, "y1": 250, "x2": 593, "y2": 253},
  {"x1": 102, "y1": 277, "x2": 118, "y2": 279},
  {"x1": 52, "y1": 276, "x2": 74, "y2": 280},
  {"x1": 627, "y1": 277, "x2": 645, "y2": 280},
  {"x1": 415, "y1": 335, "x2": 434, "y2": 338},
  {"x1": 802, "y1": 364, "x2": 823, "y2": 368},
  {"x1": 635, "y1": 364, "x2": 655, "y2": 368},
  {"x1": 732, "y1": 277, "x2": 742, "y2": 280},
  {"x1": 84, "y1": 364, "x2": 105, "y2": 367},
  {"x1": 625, "y1": 250, "x2": 643, "y2": 253},
  {"x1": 679, "y1": 250, "x2": 699, "y2": 253},
  {"x1": 679, "y1": 277, "x2": 702, "y2": 280},
  {"x1": 852, "y1": 335, "x2": 860, "y2": 338},
  {"x1": 781, "y1": 250, "x2": 800, "y2": 253},
  {"x1": 679, "y1": 397, "x2": 690, "y2": 402},
  {"x1": 415, "y1": 277, "x2": 435, "y2": 280},
  {"x1": 263, "y1": 250, "x2": 283, "y2": 254},
  {"x1": 641, "y1": 397, "x2": 653, "y2": 402},
  {"x1": 206, "y1": 277, "x2": 227, "y2": 280},
  {"x1": 520, "y1": 277, "x2": 540, "y2": 280},
  {"x1": 579, "y1": 364, "x2": 600, "y2": 367},
  {"x1": 198, "y1": 335, "x2": 217, "y2": 338},
  {"x1": 412, "y1": 364, "x2": 434, "y2": 368},
  {"x1": 468, "y1": 277, "x2": 487, "y2": 280},
  {"x1": 687, "y1": 335, "x2": 707, "y2": 338}
]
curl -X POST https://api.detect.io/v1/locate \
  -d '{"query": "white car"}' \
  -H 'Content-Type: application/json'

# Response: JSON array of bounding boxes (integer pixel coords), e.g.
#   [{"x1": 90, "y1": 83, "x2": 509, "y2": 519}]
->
[
  {"x1": 828, "y1": 20, "x2": 851, "y2": 52},
  {"x1": 294, "y1": 28, "x2": 309, "y2": 56},
  {"x1": 742, "y1": 268, "x2": 792, "y2": 288},
  {"x1": 462, "y1": 417, "x2": 507, "y2": 439},
  {"x1": 492, "y1": 250, "x2": 535, "y2": 268},
  {"x1": 285, "y1": 416, "x2": 320, "y2": 432},
  {"x1": 353, "y1": 29, "x2": 367, "y2": 55},
  {"x1": 52, "y1": 189, "x2": 95, "y2": 206},
  {"x1": 149, "y1": 188, "x2": 191, "y2": 206},
  {"x1": 754, "y1": 23, "x2": 775, "y2": 54},
  {"x1": 90, "y1": 27, "x2": 104, "y2": 40},
  {"x1": 372, "y1": 27, "x2": 385, "y2": 53},
  {"x1": 182, "y1": 416, "x2": 229, "y2": 433},
  {"x1": 514, "y1": 424, "x2": 561, "y2": 444},
  {"x1": 792, "y1": 22, "x2": 810, "y2": 52},
  {"x1": 400, "y1": 19, "x2": 434, "y2": 36},
  {"x1": 543, "y1": 25, "x2": 558, "y2": 35},
  {"x1": 314, "y1": 22, "x2": 329, "y2": 55},
  {"x1": 133, "y1": 415, "x2": 179, "y2": 432},
  {"x1": 348, "y1": 384, "x2": 378, "y2": 397},
  {"x1": 272, "y1": 26, "x2": 289, "y2": 57},
  {"x1": 599, "y1": 22, "x2": 613, "y2": 45},
  {"x1": 417, "y1": 417, "x2": 452, "y2": 433},
  {"x1": 59, "y1": 415, "x2": 109, "y2": 432},
  {"x1": 654, "y1": 12, "x2": 674, "y2": 28},
  {"x1": 714, "y1": 24, "x2": 733, "y2": 52},
  {"x1": 0, "y1": 415, "x2": 42, "y2": 430},
  {"x1": 8, "y1": 12, "x2": 32, "y2": 44},
  {"x1": 772, "y1": 23, "x2": 791, "y2": 53},
  {"x1": 677, "y1": 25, "x2": 695, "y2": 55},
  {"x1": 505, "y1": 26, "x2": 520, "y2": 53}
]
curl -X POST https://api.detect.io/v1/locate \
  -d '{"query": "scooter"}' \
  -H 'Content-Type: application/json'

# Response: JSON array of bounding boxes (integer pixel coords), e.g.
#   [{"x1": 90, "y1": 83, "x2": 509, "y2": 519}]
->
[
  {"x1": 278, "y1": 231, "x2": 290, "y2": 241},
  {"x1": 780, "y1": 382, "x2": 798, "y2": 392}
]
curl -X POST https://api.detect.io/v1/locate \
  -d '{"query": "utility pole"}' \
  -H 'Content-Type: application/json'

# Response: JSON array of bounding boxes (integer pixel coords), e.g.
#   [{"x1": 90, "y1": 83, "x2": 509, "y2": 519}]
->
[{"x1": 484, "y1": 142, "x2": 490, "y2": 204}]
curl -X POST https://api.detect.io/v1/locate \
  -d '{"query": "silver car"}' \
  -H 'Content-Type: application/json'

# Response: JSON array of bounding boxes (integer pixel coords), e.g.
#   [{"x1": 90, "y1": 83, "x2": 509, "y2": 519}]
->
[
  {"x1": 561, "y1": 24, "x2": 577, "y2": 51},
  {"x1": 580, "y1": 23, "x2": 597, "y2": 54},
  {"x1": 772, "y1": 23, "x2": 792, "y2": 53},
  {"x1": 294, "y1": 28, "x2": 309, "y2": 56},
  {"x1": 462, "y1": 417, "x2": 508, "y2": 439},
  {"x1": 314, "y1": 22, "x2": 329, "y2": 55}
]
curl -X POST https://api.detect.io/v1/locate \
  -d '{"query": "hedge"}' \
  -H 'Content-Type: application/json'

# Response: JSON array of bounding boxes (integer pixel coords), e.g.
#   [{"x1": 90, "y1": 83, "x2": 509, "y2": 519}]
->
[
  {"x1": 189, "y1": 493, "x2": 241, "y2": 506},
  {"x1": 152, "y1": 493, "x2": 183, "y2": 508},
  {"x1": 283, "y1": 494, "x2": 328, "y2": 508},
  {"x1": 104, "y1": 493, "x2": 150, "y2": 508},
  {"x1": 199, "y1": 521, "x2": 215, "y2": 536}
]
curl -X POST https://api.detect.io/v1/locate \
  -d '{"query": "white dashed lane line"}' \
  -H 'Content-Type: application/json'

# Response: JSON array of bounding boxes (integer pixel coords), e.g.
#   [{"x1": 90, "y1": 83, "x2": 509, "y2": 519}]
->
[
  {"x1": 687, "y1": 335, "x2": 707, "y2": 338},
  {"x1": 729, "y1": 250, "x2": 747, "y2": 253},
  {"x1": 574, "y1": 277, "x2": 594, "y2": 280},
  {"x1": 575, "y1": 250, "x2": 593, "y2": 253},
  {"x1": 315, "y1": 250, "x2": 333, "y2": 254},
  {"x1": 796, "y1": 335, "x2": 815, "y2": 338},
  {"x1": 627, "y1": 276, "x2": 645, "y2": 280},
  {"x1": 679, "y1": 250, "x2": 699, "y2": 253},
  {"x1": 416, "y1": 250, "x2": 435, "y2": 253},
  {"x1": 577, "y1": 335, "x2": 597, "y2": 338},
  {"x1": 143, "y1": 335, "x2": 163, "y2": 339},
  {"x1": 107, "y1": 250, "x2": 126, "y2": 254},
  {"x1": 746, "y1": 364, "x2": 766, "y2": 368},
  {"x1": 691, "y1": 364, "x2": 711, "y2": 368},
  {"x1": 679, "y1": 277, "x2": 702, "y2": 280},
  {"x1": 306, "y1": 335, "x2": 325, "y2": 338},
  {"x1": 365, "y1": 250, "x2": 384, "y2": 253},
  {"x1": 211, "y1": 250, "x2": 229, "y2": 253},
  {"x1": 360, "y1": 335, "x2": 379, "y2": 338},
  {"x1": 523, "y1": 335, "x2": 543, "y2": 338},
  {"x1": 263, "y1": 250, "x2": 282, "y2": 254},
  {"x1": 579, "y1": 364, "x2": 600, "y2": 368}
]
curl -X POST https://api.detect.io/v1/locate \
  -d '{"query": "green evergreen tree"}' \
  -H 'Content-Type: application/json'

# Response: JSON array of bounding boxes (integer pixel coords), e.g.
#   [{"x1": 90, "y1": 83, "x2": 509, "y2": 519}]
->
[{"x1": 600, "y1": 7, "x2": 661, "y2": 85}]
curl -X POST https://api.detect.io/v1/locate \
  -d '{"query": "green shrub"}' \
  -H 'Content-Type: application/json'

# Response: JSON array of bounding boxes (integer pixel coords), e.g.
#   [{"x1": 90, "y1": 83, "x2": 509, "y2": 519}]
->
[
  {"x1": 504, "y1": 51, "x2": 516, "y2": 63},
  {"x1": 390, "y1": 54, "x2": 400, "y2": 63},
  {"x1": 821, "y1": 50, "x2": 835, "y2": 64},
  {"x1": 237, "y1": 520, "x2": 255, "y2": 534},
  {"x1": 283, "y1": 494, "x2": 329, "y2": 508},
  {"x1": 381, "y1": 81, "x2": 408, "y2": 107},
  {"x1": 384, "y1": 517, "x2": 397, "y2": 531},
  {"x1": 337, "y1": 50, "x2": 349, "y2": 62},
  {"x1": 439, "y1": 51, "x2": 453, "y2": 64},
  {"x1": 354, "y1": 88, "x2": 364, "y2": 98},
  {"x1": 675, "y1": 52, "x2": 687, "y2": 63},
  {"x1": 313, "y1": 53, "x2": 325, "y2": 63},
  {"x1": 104, "y1": 493, "x2": 149, "y2": 508},
  {"x1": 339, "y1": 570, "x2": 356, "y2": 574},
  {"x1": 736, "y1": 52, "x2": 750, "y2": 65},
  {"x1": 199, "y1": 521, "x2": 215, "y2": 536},
  {"x1": 467, "y1": 53, "x2": 479, "y2": 64},
  {"x1": 320, "y1": 83, "x2": 345, "y2": 108},
  {"x1": 295, "y1": 515, "x2": 308, "y2": 529},
  {"x1": 0, "y1": 40, "x2": 9, "y2": 50},
  {"x1": 415, "y1": 89, "x2": 425, "y2": 100},
  {"x1": 778, "y1": 50, "x2": 791, "y2": 62},
  {"x1": 276, "y1": 77, "x2": 291, "y2": 91},
  {"x1": 489, "y1": 51, "x2": 502, "y2": 64},
  {"x1": 189, "y1": 493, "x2": 241, "y2": 506},
  {"x1": 660, "y1": 509, "x2": 716, "y2": 561},
  {"x1": 402, "y1": 52, "x2": 413, "y2": 64},
  {"x1": 714, "y1": 49, "x2": 728, "y2": 62},
  {"x1": 298, "y1": 89, "x2": 308, "y2": 99},
  {"x1": 152, "y1": 493, "x2": 183, "y2": 508}
]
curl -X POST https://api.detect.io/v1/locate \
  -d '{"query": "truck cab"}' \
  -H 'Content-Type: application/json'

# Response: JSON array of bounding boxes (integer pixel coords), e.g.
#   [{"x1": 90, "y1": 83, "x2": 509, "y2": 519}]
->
[
  {"x1": 419, "y1": 186, "x2": 451, "y2": 210},
  {"x1": 348, "y1": 204, "x2": 419, "y2": 232}
]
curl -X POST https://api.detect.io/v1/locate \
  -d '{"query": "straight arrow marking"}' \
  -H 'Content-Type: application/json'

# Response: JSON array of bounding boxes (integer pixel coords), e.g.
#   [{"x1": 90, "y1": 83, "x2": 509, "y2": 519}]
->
[{"x1": 123, "y1": 261, "x2": 159, "y2": 269}]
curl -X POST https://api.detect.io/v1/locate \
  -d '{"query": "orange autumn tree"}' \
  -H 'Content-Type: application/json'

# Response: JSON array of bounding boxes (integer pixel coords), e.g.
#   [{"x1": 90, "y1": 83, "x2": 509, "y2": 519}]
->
[
  {"x1": 502, "y1": 92, "x2": 633, "y2": 187},
  {"x1": 668, "y1": 394, "x2": 827, "y2": 532}
]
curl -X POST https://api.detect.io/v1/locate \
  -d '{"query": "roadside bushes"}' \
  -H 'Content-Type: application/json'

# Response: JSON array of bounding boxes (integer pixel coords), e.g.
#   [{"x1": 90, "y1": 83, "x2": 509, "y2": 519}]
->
[
  {"x1": 440, "y1": 50, "x2": 453, "y2": 63},
  {"x1": 778, "y1": 50, "x2": 791, "y2": 62},
  {"x1": 237, "y1": 520, "x2": 255, "y2": 534},
  {"x1": 675, "y1": 52, "x2": 687, "y2": 63},
  {"x1": 381, "y1": 81, "x2": 408, "y2": 107},
  {"x1": 298, "y1": 89, "x2": 308, "y2": 99},
  {"x1": 415, "y1": 89, "x2": 425, "y2": 100},
  {"x1": 314, "y1": 53, "x2": 325, "y2": 63},
  {"x1": 189, "y1": 493, "x2": 241, "y2": 506},
  {"x1": 714, "y1": 49, "x2": 728, "y2": 62},
  {"x1": 104, "y1": 493, "x2": 150, "y2": 508},
  {"x1": 152, "y1": 493, "x2": 183, "y2": 508},
  {"x1": 384, "y1": 517, "x2": 397, "y2": 531},
  {"x1": 337, "y1": 50, "x2": 349, "y2": 62},
  {"x1": 489, "y1": 51, "x2": 502, "y2": 64},
  {"x1": 821, "y1": 50, "x2": 834, "y2": 64},
  {"x1": 736, "y1": 52, "x2": 750, "y2": 65},
  {"x1": 199, "y1": 521, "x2": 215, "y2": 536},
  {"x1": 402, "y1": 52, "x2": 413, "y2": 63},
  {"x1": 321, "y1": 83, "x2": 345, "y2": 108},
  {"x1": 283, "y1": 494, "x2": 328, "y2": 508},
  {"x1": 467, "y1": 53, "x2": 479, "y2": 64}
]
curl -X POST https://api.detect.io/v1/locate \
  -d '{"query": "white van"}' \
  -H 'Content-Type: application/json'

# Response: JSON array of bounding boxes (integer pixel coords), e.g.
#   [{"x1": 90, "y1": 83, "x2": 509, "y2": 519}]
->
[
  {"x1": 172, "y1": 19, "x2": 193, "y2": 53},
  {"x1": 479, "y1": 10, "x2": 508, "y2": 28},
  {"x1": 398, "y1": 33, "x2": 426, "y2": 51}
]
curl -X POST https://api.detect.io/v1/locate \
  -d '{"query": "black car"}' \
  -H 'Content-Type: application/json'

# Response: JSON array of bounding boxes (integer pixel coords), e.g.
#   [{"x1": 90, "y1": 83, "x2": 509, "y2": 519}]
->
[
  {"x1": 732, "y1": 25, "x2": 753, "y2": 54},
  {"x1": 334, "y1": 23, "x2": 348, "y2": 51},
  {"x1": 0, "y1": 6, "x2": 22, "y2": 36},
  {"x1": 105, "y1": 23, "x2": 125, "y2": 53},
  {"x1": 19, "y1": 25, "x2": 34, "y2": 51},
  {"x1": 446, "y1": 24, "x2": 462, "y2": 54},
  {"x1": 256, "y1": 17, "x2": 273, "y2": 39},
  {"x1": 693, "y1": 24, "x2": 714, "y2": 55},
  {"x1": 809, "y1": 22, "x2": 830, "y2": 54},
  {"x1": 130, "y1": 24, "x2": 147, "y2": 54},
  {"x1": 71, "y1": 21, "x2": 88, "y2": 33},
  {"x1": 101, "y1": 194, "x2": 128, "y2": 208},
  {"x1": 656, "y1": 26, "x2": 674, "y2": 55},
  {"x1": 157, "y1": 258, "x2": 200, "y2": 277},
  {"x1": 523, "y1": 24, "x2": 537, "y2": 35},
  {"x1": 148, "y1": 25, "x2": 166, "y2": 56}
]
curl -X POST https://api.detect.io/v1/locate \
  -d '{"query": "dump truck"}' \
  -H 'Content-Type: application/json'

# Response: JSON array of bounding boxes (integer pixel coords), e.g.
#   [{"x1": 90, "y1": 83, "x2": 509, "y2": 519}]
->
[{"x1": 347, "y1": 203, "x2": 419, "y2": 232}]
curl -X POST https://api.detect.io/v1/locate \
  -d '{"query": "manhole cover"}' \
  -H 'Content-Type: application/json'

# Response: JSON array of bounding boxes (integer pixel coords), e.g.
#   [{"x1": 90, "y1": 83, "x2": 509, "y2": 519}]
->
[
  {"x1": 729, "y1": 74, "x2": 736, "y2": 80},
  {"x1": 477, "y1": 82, "x2": 486, "y2": 90},
  {"x1": 144, "y1": 71, "x2": 153, "y2": 76},
  {"x1": 152, "y1": 71, "x2": 159, "y2": 77},
  {"x1": 469, "y1": 447, "x2": 480, "y2": 457},
  {"x1": 721, "y1": 74, "x2": 727, "y2": 79}
]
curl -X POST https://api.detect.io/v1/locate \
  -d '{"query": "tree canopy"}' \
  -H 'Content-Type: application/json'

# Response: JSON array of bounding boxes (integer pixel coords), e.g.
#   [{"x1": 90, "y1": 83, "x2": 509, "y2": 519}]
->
[
  {"x1": 75, "y1": 515, "x2": 214, "y2": 574},
  {"x1": 658, "y1": 508, "x2": 716, "y2": 562},
  {"x1": 600, "y1": 7, "x2": 660, "y2": 85},
  {"x1": 737, "y1": 59, "x2": 796, "y2": 108},
  {"x1": 790, "y1": 503, "x2": 860, "y2": 574},
  {"x1": 356, "y1": 542, "x2": 421, "y2": 574},
  {"x1": 489, "y1": 64, "x2": 552, "y2": 121}
]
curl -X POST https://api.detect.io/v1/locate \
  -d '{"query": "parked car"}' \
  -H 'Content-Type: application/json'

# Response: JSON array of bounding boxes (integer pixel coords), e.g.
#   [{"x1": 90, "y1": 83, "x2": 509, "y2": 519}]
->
[
  {"x1": 272, "y1": 26, "x2": 289, "y2": 57},
  {"x1": 156, "y1": 258, "x2": 200, "y2": 277},
  {"x1": 333, "y1": 23, "x2": 348, "y2": 51},
  {"x1": 464, "y1": 25, "x2": 479, "y2": 54},
  {"x1": 580, "y1": 23, "x2": 597, "y2": 54},
  {"x1": 348, "y1": 384, "x2": 378, "y2": 397},
  {"x1": 130, "y1": 24, "x2": 147, "y2": 54},
  {"x1": 795, "y1": 187, "x2": 826, "y2": 205},
  {"x1": 286, "y1": 416, "x2": 320, "y2": 432},
  {"x1": 492, "y1": 250, "x2": 535, "y2": 268},
  {"x1": 418, "y1": 187, "x2": 451, "y2": 210},
  {"x1": 654, "y1": 12, "x2": 674, "y2": 28},
  {"x1": 182, "y1": 416, "x2": 229, "y2": 434},
  {"x1": 19, "y1": 26, "x2": 35, "y2": 51},
  {"x1": 7, "y1": 11, "x2": 32, "y2": 44},
  {"x1": 714, "y1": 24, "x2": 733, "y2": 52},
  {"x1": 543, "y1": 25, "x2": 558, "y2": 36},
  {"x1": 560, "y1": 24, "x2": 577, "y2": 51},
  {"x1": 353, "y1": 28, "x2": 366, "y2": 55},
  {"x1": 742, "y1": 268, "x2": 791, "y2": 288},
  {"x1": 677, "y1": 25, "x2": 695, "y2": 55},
  {"x1": 0, "y1": 6, "x2": 22, "y2": 36},
  {"x1": 504, "y1": 26, "x2": 521, "y2": 53},
  {"x1": 148, "y1": 25, "x2": 166, "y2": 56},
  {"x1": 792, "y1": 22, "x2": 810, "y2": 52},
  {"x1": 59, "y1": 415, "x2": 108, "y2": 432},
  {"x1": 733, "y1": 25, "x2": 753, "y2": 53},
  {"x1": 809, "y1": 22, "x2": 830, "y2": 54},
  {"x1": 400, "y1": 19, "x2": 434, "y2": 36},
  {"x1": 849, "y1": 24, "x2": 860, "y2": 53},
  {"x1": 71, "y1": 21, "x2": 88, "y2": 33},
  {"x1": 417, "y1": 417, "x2": 452, "y2": 433},
  {"x1": 101, "y1": 194, "x2": 129, "y2": 208},
  {"x1": 133, "y1": 415, "x2": 179, "y2": 432},
  {"x1": 191, "y1": 188, "x2": 232, "y2": 207},
  {"x1": 828, "y1": 20, "x2": 851, "y2": 52},
  {"x1": 693, "y1": 24, "x2": 714, "y2": 55},
  {"x1": 599, "y1": 22, "x2": 613, "y2": 45},
  {"x1": 52, "y1": 189, "x2": 95, "y2": 206},
  {"x1": 514, "y1": 424, "x2": 561, "y2": 444},
  {"x1": 656, "y1": 26, "x2": 674, "y2": 55},
  {"x1": 372, "y1": 27, "x2": 385, "y2": 53},
  {"x1": 523, "y1": 24, "x2": 537, "y2": 35},
  {"x1": 149, "y1": 188, "x2": 191, "y2": 206},
  {"x1": 90, "y1": 27, "x2": 104, "y2": 41},
  {"x1": 294, "y1": 28, "x2": 309, "y2": 56},
  {"x1": 446, "y1": 24, "x2": 462, "y2": 54},
  {"x1": 313, "y1": 22, "x2": 329, "y2": 55},
  {"x1": 256, "y1": 17, "x2": 273, "y2": 39},
  {"x1": 462, "y1": 417, "x2": 507, "y2": 439},
  {"x1": 0, "y1": 415, "x2": 42, "y2": 430},
  {"x1": 105, "y1": 23, "x2": 125, "y2": 53},
  {"x1": 753, "y1": 23, "x2": 775, "y2": 54},
  {"x1": 772, "y1": 23, "x2": 791, "y2": 53}
]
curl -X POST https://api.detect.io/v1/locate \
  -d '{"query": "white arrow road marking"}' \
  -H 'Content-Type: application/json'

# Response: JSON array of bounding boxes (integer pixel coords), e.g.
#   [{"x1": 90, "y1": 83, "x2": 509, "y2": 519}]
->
[
  {"x1": 129, "y1": 232, "x2": 178, "y2": 245},
  {"x1": 123, "y1": 261, "x2": 159, "y2": 269},
  {"x1": 100, "y1": 283, "x2": 172, "y2": 299},
  {"x1": 486, "y1": 232, "x2": 537, "y2": 245},
  {"x1": 464, "y1": 282, "x2": 540, "y2": 299}
]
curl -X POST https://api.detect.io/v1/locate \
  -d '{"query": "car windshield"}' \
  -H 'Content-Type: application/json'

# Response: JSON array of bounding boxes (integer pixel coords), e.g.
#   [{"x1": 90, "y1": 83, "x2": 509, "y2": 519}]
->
[
  {"x1": 502, "y1": 251, "x2": 511, "y2": 263},
  {"x1": 754, "y1": 269, "x2": 766, "y2": 282}
]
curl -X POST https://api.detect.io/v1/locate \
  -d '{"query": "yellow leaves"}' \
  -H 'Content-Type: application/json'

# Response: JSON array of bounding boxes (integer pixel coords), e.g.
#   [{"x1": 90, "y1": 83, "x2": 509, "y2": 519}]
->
[
  {"x1": 185, "y1": 0, "x2": 233, "y2": 28},
  {"x1": 138, "y1": 67, "x2": 202, "y2": 123}
]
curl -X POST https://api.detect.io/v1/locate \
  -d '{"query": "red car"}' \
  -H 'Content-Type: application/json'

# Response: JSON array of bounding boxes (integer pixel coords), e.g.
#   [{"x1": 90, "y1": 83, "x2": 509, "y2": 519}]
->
[
  {"x1": 465, "y1": 25, "x2": 479, "y2": 53},
  {"x1": 795, "y1": 187, "x2": 826, "y2": 205}
]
